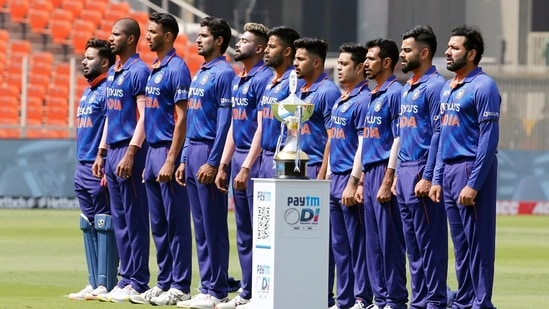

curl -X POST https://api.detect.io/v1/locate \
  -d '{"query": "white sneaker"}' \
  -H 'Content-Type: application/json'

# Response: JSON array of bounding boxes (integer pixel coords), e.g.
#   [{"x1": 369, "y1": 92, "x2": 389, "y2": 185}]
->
[
  {"x1": 177, "y1": 293, "x2": 209, "y2": 308},
  {"x1": 97, "y1": 285, "x2": 122, "y2": 302},
  {"x1": 151, "y1": 288, "x2": 191, "y2": 306},
  {"x1": 235, "y1": 300, "x2": 252, "y2": 309},
  {"x1": 68, "y1": 285, "x2": 93, "y2": 300},
  {"x1": 190, "y1": 295, "x2": 229, "y2": 309},
  {"x1": 328, "y1": 305, "x2": 339, "y2": 309},
  {"x1": 365, "y1": 305, "x2": 380, "y2": 309},
  {"x1": 84, "y1": 285, "x2": 108, "y2": 301},
  {"x1": 130, "y1": 286, "x2": 165, "y2": 304},
  {"x1": 109, "y1": 285, "x2": 140, "y2": 303},
  {"x1": 351, "y1": 300, "x2": 369, "y2": 309},
  {"x1": 215, "y1": 295, "x2": 250, "y2": 309}
]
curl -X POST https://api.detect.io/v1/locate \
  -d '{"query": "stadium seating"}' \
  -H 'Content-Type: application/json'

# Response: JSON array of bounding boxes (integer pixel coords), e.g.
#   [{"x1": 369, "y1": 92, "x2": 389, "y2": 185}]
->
[
  {"x1": 8, "y1": 0, "x2": 30, "y2": 23},
  {"x1": 72, "y1": 19, "x2": 95, "y2": 55}
]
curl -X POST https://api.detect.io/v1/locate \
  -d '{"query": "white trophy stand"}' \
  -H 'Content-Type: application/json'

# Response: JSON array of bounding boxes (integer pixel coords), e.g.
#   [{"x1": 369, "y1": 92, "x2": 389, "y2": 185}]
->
[{"x1": 250, "y1": 178, "x2": 330, "y2": 309}]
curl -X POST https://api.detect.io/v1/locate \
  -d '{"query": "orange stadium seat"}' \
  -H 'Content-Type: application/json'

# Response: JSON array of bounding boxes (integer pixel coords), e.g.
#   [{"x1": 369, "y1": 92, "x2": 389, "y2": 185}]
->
[
  {"x1": 30, "y1": 51, "x2": 54, "y2": 75},
  {"x1": 24, "y1": 96, "x2": 44, "y2": 125},
  {"x1": 0, "y1": 83, "x2": 19, "y2": 100},
  {"x1": 9, "y1": 39, "x2": 32, "y2": 54},
  {"x1": 54, "y1": 61, "x2": 71, "y2": 76},
  {"x1": 94, "y1": 28, "x2": 111, "y2": 41},
  {"x1": 79, "y1": 8, "x2": 103, "y2": 28},
  {"x1": 131, "y1": 10, "x2": 149, "y2": 26},
  {"x1": 49, "y1": 9, "x2": 73, "y2": 43},
  {"x1": 72, "y1": 19, "x2": 95, "y2": 55},
  {"x1": 84, "y1": 0, "x2": 106, "y2": 11},
  {"x1": 27, "y1": 83, "x2": 47, "y2": 99},
  {"x1": 28, "y1": 7, "x2": 50, "y2": 34},
  {"x1": 0, "y1": 100, "x2": 20, "y2": 125},
  {"x1": 44, "y1": 103, "x2": 68, "y2": 126},
  {"x1": 140, "y1": 50, "x2": 156, "y2": 66},
  {"x1": 0, "y1": 51, "x2": 7, "y2": 71},
  {"x1": 0, "y1": 29, "x2": 9, "y2": 48},
  {"x1": 0, "y1": 128, "x2": 22, "y2": 138},
  {"x1": 185, "y1": 53, "x2": 202, "y2": 76},
  {"x1": 8, "y1": 0, "x2": 30, "y2": 23},
  {"x1": 48, "y1": 84, "x2": 69, "y2": 100},
  {"x1": 61, "y1": 0, "x2": 82, "y2": 19},
  {"x1": 27, "y1": 73, "x2": 50, "y2": 88}
]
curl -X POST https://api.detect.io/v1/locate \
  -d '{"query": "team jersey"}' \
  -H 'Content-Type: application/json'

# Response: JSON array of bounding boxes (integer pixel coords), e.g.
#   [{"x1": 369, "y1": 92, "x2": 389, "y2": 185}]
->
[
  {"x1": 437, "y1": 67, "x2": 500, "y2": 190},
  {"x1": 186, "y1": 55, "x2": 235, "y2": 166},
  {"x1": 360, "y1": 75, "x2": 402, "y2": 168},
  {"x1": 76, "y1": 73, "x2": 108, "y2": 163},
  {"x1": 260, "y1": 67, "x2": 305, "y2": 152},
  {"x1": 231, "y1": 61, "x2": 273, "y2": 149},
  {"x1": 398, "y1": 66, "x2": 446, "y2": 180},
  {"x1": 105, "y1": 54, "x2": 150, "y2": 145},
  {"x1": 144, "y1": 49, "x2": 191, "y2": 145},
  {"x1": 297, "y1": 73, "x2": 341, "y2": 166},
  {"x1": 329, "y1": 81, "x2": 370, "y2": 174}
]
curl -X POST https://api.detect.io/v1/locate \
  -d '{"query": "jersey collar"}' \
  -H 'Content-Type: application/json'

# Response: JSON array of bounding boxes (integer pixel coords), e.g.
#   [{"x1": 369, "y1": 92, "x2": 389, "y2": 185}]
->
[
  {"x1": 88, "y1": 72, "x2": 108, "y2": 88},
  {"x1": 407, "y1": 65, "x2": 437, "y2": 85},
  {"x1": 200, "y1": 55, "x2": 226, "y2": 70},
  {"x1": 114, "y1": 54, "x2": 141, "y2": 72},
  {"x1": 151, "y1": 48, "x2": 177, "y2": 69},
  {"x1": 300, "y1": 72, "x2": 328, "y2": 94}
]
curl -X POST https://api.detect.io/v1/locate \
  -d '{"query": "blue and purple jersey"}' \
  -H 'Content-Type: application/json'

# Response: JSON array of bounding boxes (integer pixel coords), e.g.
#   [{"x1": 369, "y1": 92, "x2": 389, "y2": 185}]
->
[
  {"x1": 76, "y1": 74, "x2": 108, "y2": 162},
  {"x1": 297, "y1": 73, "x2": 341, "y2": 166},
  {"x1": 186, "y1": 55, "x2": 236, "y2": 166},
  {"x1": 105, "y1": 54, "x2": 150, "y2": 145},
  {"x1": 437, "y1": 67, "x2": 500, "y2": 189},
  {"x1": 398, "y1": 66, "x2": 446, "y2": 180},
  {"x1": 259, "y1": 67, "x2": 305, "y2": 152},
  {"x1": 231, "y1": 61, "x2": 273, "y2": 149},
  {"x1": 144, "y1": 49, "x2": 191, "y2": 145},
  {"x1": 360, "y1": 76, "x2": 402, "y2": 168},
  {"x1": 329, "y1": 81, "x2": 370, "y2": 174}
]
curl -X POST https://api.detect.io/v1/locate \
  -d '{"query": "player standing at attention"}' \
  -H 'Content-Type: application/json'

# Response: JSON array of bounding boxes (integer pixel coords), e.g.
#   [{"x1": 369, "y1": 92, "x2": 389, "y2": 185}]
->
[
  {"x1": 397, "y1": 25, "x2": 448, "y2": 309},
  {"x1": 293, "y1": 37, "x2": 341, "y2": 309},
  {"x1": 92, "y1": 18, "x2": 151, "y2": 303},
  {"x1": 328, "y1": 42, "x2": 372, "y2": 309},
  {"x1": 174, "y1": 16, "x2": 236, "y2": 309},
  {"x1": 342, "y1": 38, "x2": 407, "y2": 309},
  {"x1": 257, "y1": 26, "x2": 301, "y2": 178},
  {"x1": 127, "y1": 12, "x2": 193, "y2": 306},
  {"x1": 214, "y1": 22, "x2": 272, "y2": 309},
  {"x1": 429, "y1": 25, "x2": 500, "y2": 309},
  {"x1": 68, "y1": 38, "x2": 117, "y2": 301}
]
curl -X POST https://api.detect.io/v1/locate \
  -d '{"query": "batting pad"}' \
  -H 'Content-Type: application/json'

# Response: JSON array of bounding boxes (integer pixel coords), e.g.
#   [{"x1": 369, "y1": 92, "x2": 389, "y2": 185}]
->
[
  {"x1": 94, "y1": 214, "x2": 119, "y2": 291},
  {"x1": 80, "y1": 214, "x2": 98, "y2": 288}
]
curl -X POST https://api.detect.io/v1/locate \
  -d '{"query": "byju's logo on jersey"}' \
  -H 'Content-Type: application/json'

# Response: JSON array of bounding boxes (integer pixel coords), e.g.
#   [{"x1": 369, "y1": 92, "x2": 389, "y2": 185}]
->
[
  {"x1": 374, "y1": 100, "x2": 382, "y2": 112},
  {"x1": 412, "y1": 89, "x2": 420, "y2": 100},
  {"x1": 117, "y1": 75, "x2": 124, "y2": 85},
  {"x1": 242, "y1": 83, "x2": 250, "y2": 95},
  {"x1": 200, "y1": 74, "x2": 209, "y2": 85}
]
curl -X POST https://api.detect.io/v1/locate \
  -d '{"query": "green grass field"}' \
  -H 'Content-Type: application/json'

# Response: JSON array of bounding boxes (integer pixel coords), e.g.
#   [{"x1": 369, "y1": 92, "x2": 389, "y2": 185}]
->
[{"x1": 0, "y1": 209, "x2": 547, "y2": 308}]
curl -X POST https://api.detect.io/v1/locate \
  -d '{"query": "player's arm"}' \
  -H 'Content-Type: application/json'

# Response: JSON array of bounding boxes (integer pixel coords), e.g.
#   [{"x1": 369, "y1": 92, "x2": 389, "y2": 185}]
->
[
  {"x1": 318, "y1": 89, "x2": 340, "y2": 179},
  {"x1": 175, "y1": 137, "x2": 189, "y2": 186},
  {"x1": 157, "y1": 100, "x2": 187, "y2": 182},
  {"x1": 116, "y1": 94, "x2": 145, "y2": 178},
  {"x1": 215, "y1": 122, "x2": 235, "y2": 193},
  {"x1": 92, "y1": 117, "x2": 109, "y2": 178}
]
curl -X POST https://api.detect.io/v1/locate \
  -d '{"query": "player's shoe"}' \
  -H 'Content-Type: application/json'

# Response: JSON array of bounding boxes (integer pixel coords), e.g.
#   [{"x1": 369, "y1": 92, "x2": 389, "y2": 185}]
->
[
  {"x1": 150, "y1": 288, "x2": 191, "y2": 306},
  {"x1": 84, "y1": 285, "x2": 108, "y2": 301},
  {"x1": 177, "y1": 293, "x2": 209, "y2": 308},
  {"x1": 215, "y1": 295, "x2": 249, "y2": 308},
  {"x1": 97, "y1": 285, "x2": 122, "y2": 302},
  {"x1": 109, "y1": 285, "x2": 140, "y2": 303},
  {"x1": 130, "y1": 286, "x2": 165, "y2": 304},
  {"x1": 350, "y1": 299, "x2": 368, "y2": 309},
  {"x1": 190, "y1": 295, "x2": 229, "y2": 309},
  {"x1": 365, "y1": 305, "x2": 380, "y2": 309},
  {"x1": 68, "y1": 285, "x2": 93, "y2": 300}
]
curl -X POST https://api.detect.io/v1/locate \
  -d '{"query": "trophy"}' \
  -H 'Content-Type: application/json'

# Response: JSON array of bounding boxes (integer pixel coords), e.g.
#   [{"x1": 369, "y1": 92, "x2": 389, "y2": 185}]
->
[{"x1": 271, "y1": 70, "x2": 314, "y2": 179}]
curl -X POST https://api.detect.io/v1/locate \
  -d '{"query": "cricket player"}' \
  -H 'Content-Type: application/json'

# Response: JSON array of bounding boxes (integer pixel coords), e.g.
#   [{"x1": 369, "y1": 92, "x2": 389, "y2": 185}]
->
[
  {"x1": 92, "y1": 18, "x2": 151, "y2": 303},
  {"x1": 128, "y1": 12, "x2": 193, "y2": 306},
  {"x1": 329, "y1": 42, "x2": 372, "y2": 309},
  {"x1": 430, "y1": 25, "x2": 500, "y2": 309},
  {"x1": 68, "y1": 38, "x2": 117, "y2": 301},
  {"x1": 174, "y1": 16, "x2": 236, "y2": 309},
  {"x1": 214, "y1": 22, "x2": 272, "y2": 309}
]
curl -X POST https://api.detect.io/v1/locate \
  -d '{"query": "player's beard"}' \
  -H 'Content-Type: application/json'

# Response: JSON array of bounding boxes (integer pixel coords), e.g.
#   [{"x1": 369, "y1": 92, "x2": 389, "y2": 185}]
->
[
  {"x1": 447, "y1": 51, "x2": 468, "y2": 72},
  {"x1": 234, "y1": 49, "x2": 253, "y2": 62},
  {"x1": 401, "y1": 56, "x2": 420, "y2": 74},
  {"x1": 265, "y1": 52, "x2": 283, "y2": 68},
  {"x1": 83, "y1": 66, "x2": 101, "y2": 80}
]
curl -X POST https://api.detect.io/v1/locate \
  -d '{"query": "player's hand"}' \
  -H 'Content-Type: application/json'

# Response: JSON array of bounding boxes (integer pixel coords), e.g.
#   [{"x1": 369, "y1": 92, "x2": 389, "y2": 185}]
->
[
  {"x1": 377, "y1": 182, "x2": 392, "y2": 203},
  {"x1": 116, "y1": 152, "x2": 134, "y2": 179},
  {"x1": 175, "y1": 163, "x2": 186, "y2": 186},
  {"x1": 157, "y1": 161, "x2": 175, "y2": 182},
  {"x1": 458, "y1": 185, "x2": 478, "y2": 206},
  {"x1": 92, "y1": 156, "x2": 105, "y2": 178},
  {"x1": 197, "y1": 163, "x2": 217, "y2": 185},
  {"x1": 354, "y1": 184, "x2": 364, "y2": 204},
  {"x1": 414, "y1": 179, "x2": 431, "y2": 198},
  {"x1": 342, "y1": 184, "x2": 358, "y2": 207},
  {"x1": 100, "y1": 175, "x2": 107, "y2": 187},
  {"x1": 233, "y1": 167, "x2": 250, "y2": 191},
  {"x1": 429, "y1": 185, "x2": 442, "y2": 203},
  {"x1": 215, "y1": 167, "x2": 229, "y2": 193},
  {"x1": 391, "y1": 177, "x2": 398, "y2": 195}
]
